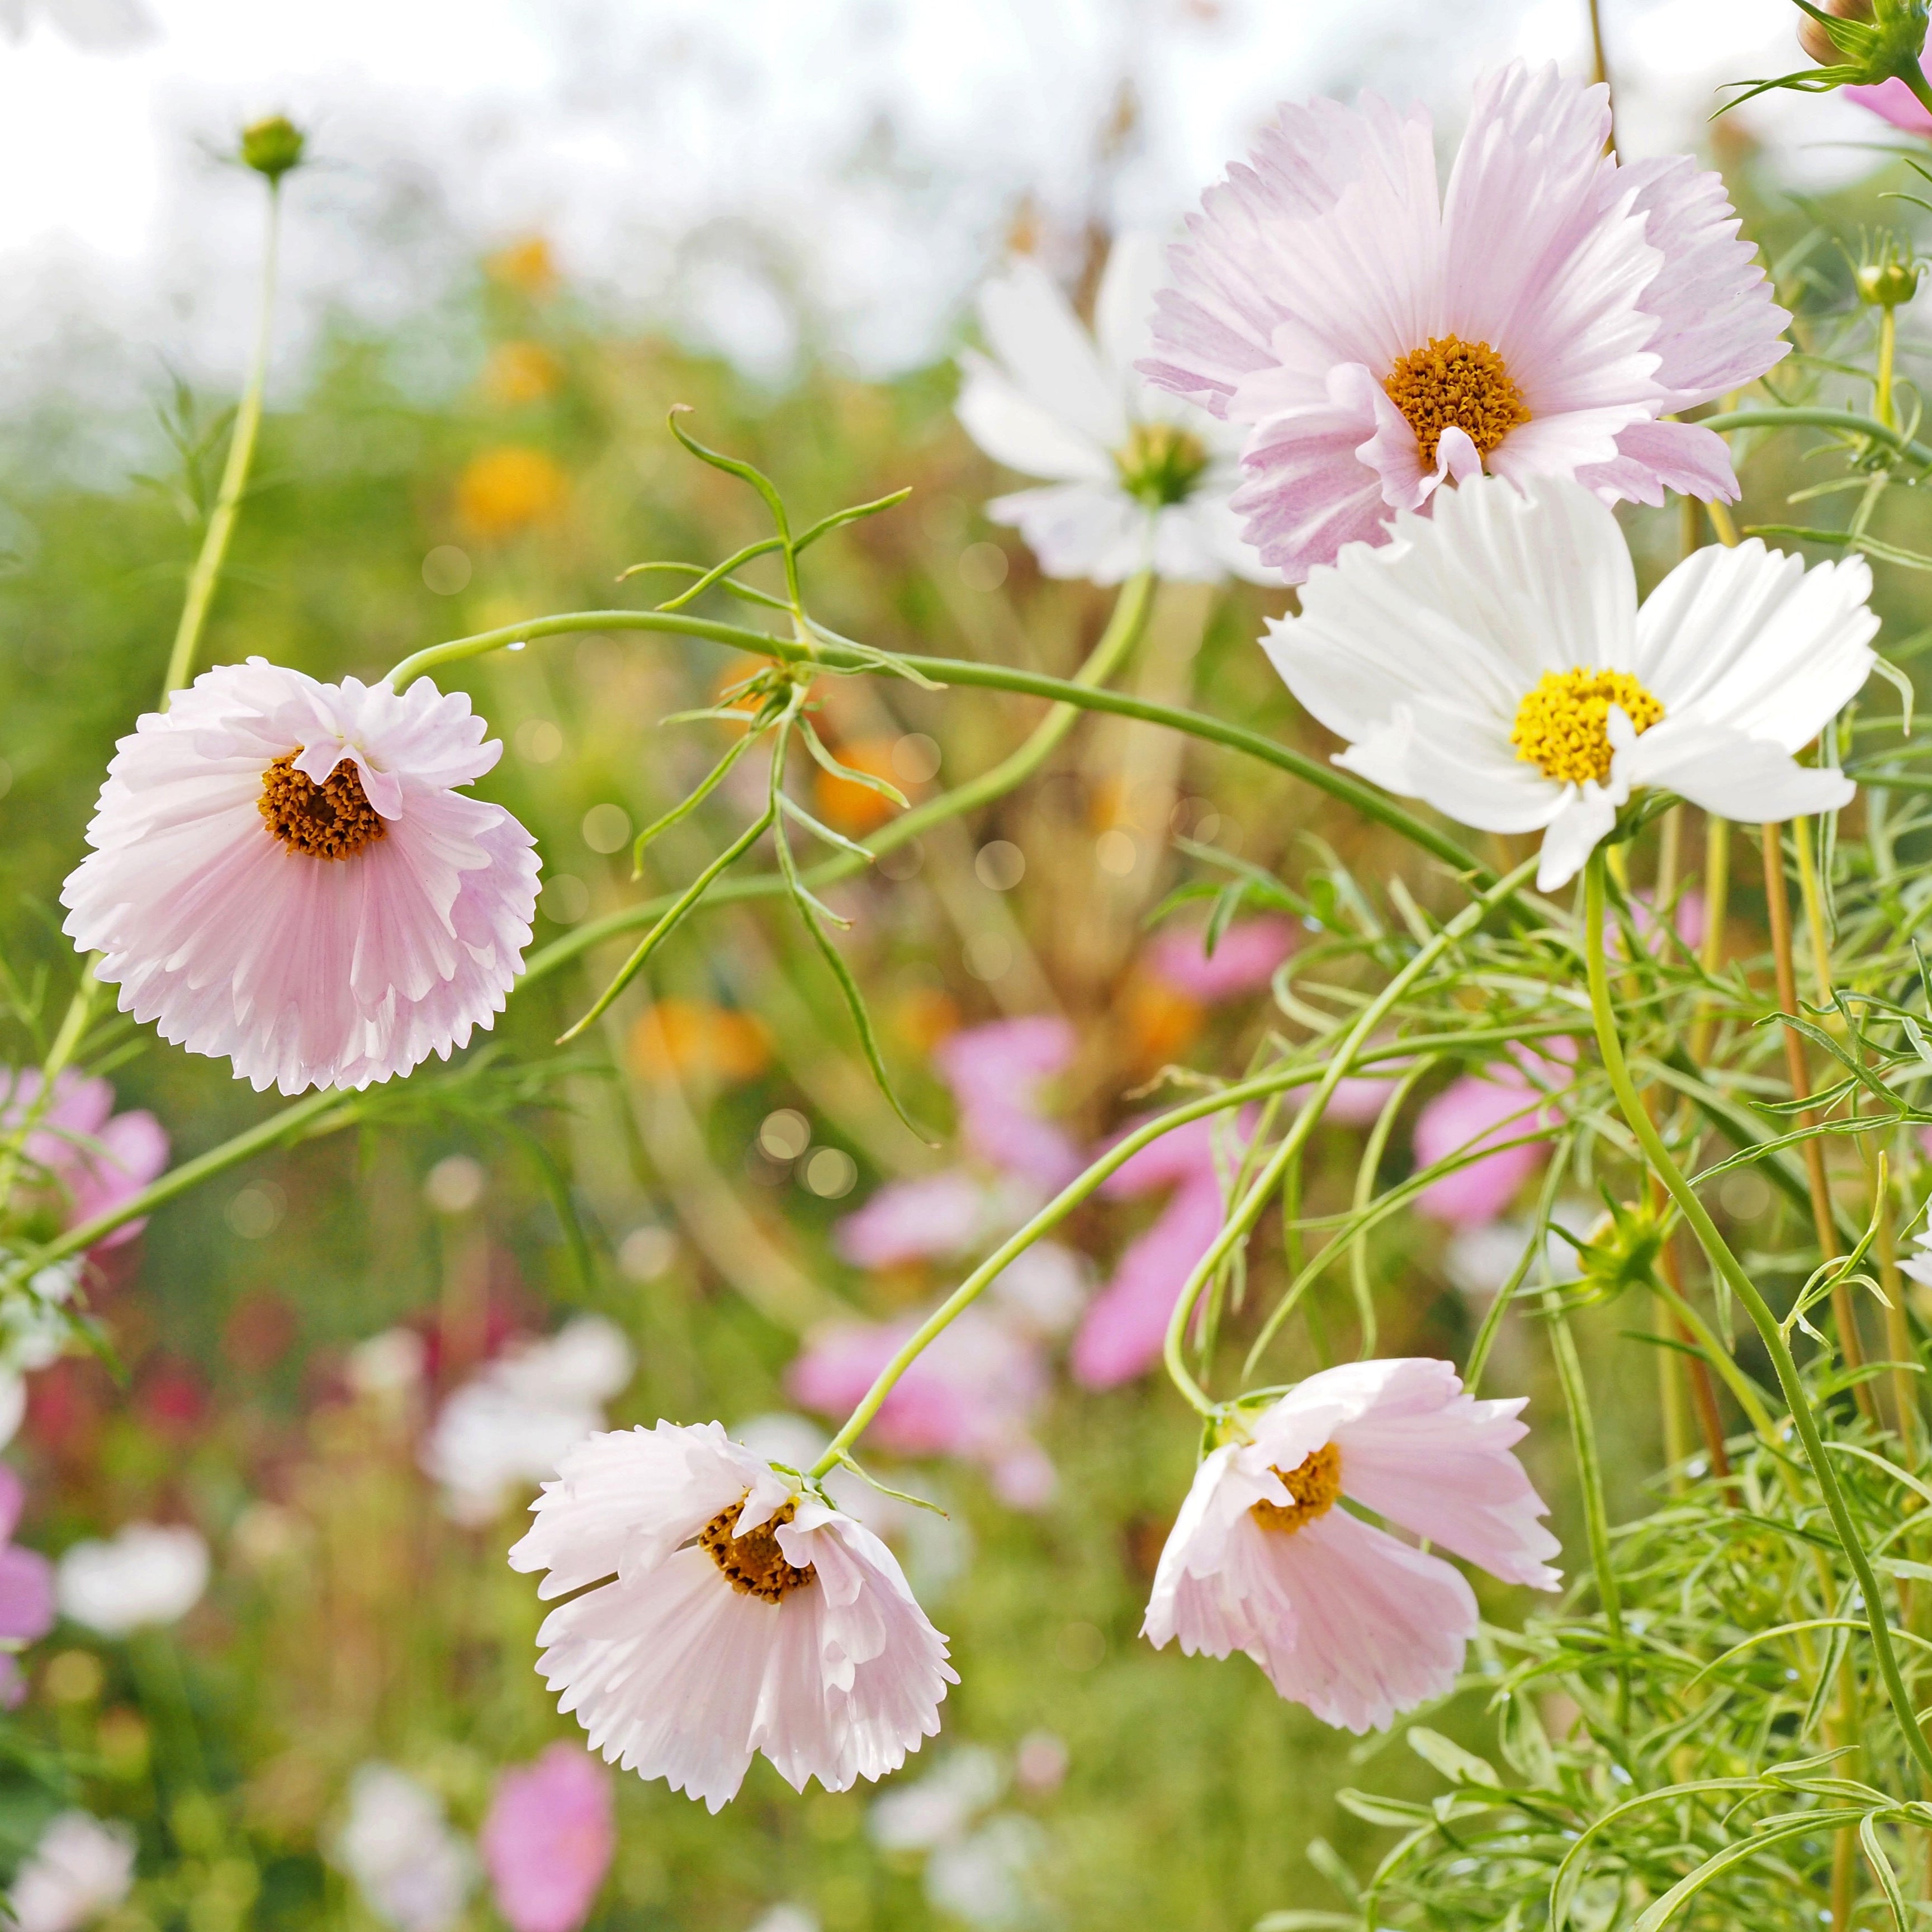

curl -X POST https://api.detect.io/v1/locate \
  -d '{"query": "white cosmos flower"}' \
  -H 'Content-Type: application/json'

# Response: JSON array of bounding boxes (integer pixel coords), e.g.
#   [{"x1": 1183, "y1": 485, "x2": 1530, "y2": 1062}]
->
[
  {"x1": 1263, "y1": 475, "x2": 1877, "y2": 892},
  {"x1": 60, "y1": 660, "x2": 540, "y2": 1096},
  {"x1": 956, "y1": 234, "x2": 1276, "y2": 585},
  {"x1": 509, "y1": 1420, "x2": 956, "y2": 1812},
  {"x1": 333, "y1": 1764, "x2": 475, "y2": 1932},
  {"x1": 1143, "y1": 1358, "x2": 1559, "y2": 1732},
  {"x1": 422, "y1": 1315, "x2": 636, "y2": 1526},
  {"x1": 56, "y1": 1523, "x2": 209, "y2": 1638},
  {"x1": 8, "y1": 1812, "x2": 136, "y2": 1932}
]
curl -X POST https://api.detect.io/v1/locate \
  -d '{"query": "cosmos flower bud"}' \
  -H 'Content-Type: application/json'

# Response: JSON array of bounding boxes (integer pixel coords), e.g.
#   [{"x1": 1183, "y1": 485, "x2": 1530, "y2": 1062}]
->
[
  {"x1": 1793, "y1": 0, "x2": 1930, "y2": 91},
  {"x1": 239, "y1": 115, "x2": 305, "y2": 183},
  {"x1": 1857, "y1": 236, "x2": 1925, "y2": 307}
]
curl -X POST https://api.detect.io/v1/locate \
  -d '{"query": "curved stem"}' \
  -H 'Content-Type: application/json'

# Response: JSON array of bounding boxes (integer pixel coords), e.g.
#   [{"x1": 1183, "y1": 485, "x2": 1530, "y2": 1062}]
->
[
  {"x1": 1699, "y1": 407, "x2": 1932, "y2": 470},
  {"x1": 1162, "y1": 856, "x2": 1540, "y2": 1415},
  {"x1": 1584, "y1": 849, "x2": 1932, "y2": 1787},
  {"x1": 160, "y1": 183, "x2": 282, "y2": 704}
]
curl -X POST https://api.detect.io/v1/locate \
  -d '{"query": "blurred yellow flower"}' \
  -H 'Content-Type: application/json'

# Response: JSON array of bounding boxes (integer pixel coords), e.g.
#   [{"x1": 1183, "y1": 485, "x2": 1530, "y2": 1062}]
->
[
  {"x1": 456, "y1": 446, "x2": 568, "y2": 538},
  {"x1": 1122, "y1": 973, "x2": 1204, "y2": 1068},
  {"x1": 486, "y1": 236, "x2": 559, "y2": 296},
  {"x1": 481, "y1": 341, "x2": 564, "y2": 407},
  {"x1": 629, "y1": 998, "x2": 771, "y2": 1085}
]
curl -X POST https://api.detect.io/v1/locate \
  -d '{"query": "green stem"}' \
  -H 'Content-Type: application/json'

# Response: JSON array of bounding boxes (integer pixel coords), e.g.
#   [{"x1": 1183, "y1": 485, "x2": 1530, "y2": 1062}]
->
[
  {"x1": 1584, "y1": 849, "x2": 1932, "y2": 1787},
  {"x1": 1699, "y1": 407, "x2": 1932, "y2": 470},
  {"x1": 1546, "y1": 1297, "x2": 1628, "y2": 1727},
  {"x1": 20, "y1": 1086, "x2": 345, "y2": 1272},
  {"x1": 160, "y1": 183, "x2": 282, "y2": 704},
  {"x1": 1878, "y1": 306, "x2": 1900, "y2": 434},
  {"x1": 1162, "y1": 858, "x2": 1541, "y2": 1415}
]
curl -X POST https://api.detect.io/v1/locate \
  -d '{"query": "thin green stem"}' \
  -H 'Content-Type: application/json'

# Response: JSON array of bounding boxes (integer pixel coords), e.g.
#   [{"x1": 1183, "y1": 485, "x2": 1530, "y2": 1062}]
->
[
  {"x1": 1700, "y1": 407, "x2": 1932, "y2": 470},
  {"x1": 1878, "y1": 306, "x2": 1900, "y2": 434},
  {"x1": 1162, "y1": 858, "x2": 1541, "y2": 1415},
  {"x1": 1584, "y1": 849, "x2": 1932, "y2": 1787},
  {"x1": 160, "y1": 183, "x2": 282, "y2": 704}
]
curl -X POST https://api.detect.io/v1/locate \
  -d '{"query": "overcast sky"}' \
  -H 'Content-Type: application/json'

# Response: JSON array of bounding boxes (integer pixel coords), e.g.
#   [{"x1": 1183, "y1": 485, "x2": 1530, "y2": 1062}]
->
[{"x1": 0, "y1": 0, "x2": 1889, "y2": 453}]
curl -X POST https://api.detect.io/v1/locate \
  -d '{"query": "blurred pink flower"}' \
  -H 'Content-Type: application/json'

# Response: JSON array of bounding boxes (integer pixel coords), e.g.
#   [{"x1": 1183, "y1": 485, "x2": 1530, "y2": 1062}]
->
[
  {"x1": 834, "y1": 1171, "x2": 988, "y2": 1270},
  {"x1": 0, "y1": 1466, "x2": 55, "y2": 1706},
  {"x1": 1627, "y1": 888, "x2": 1706, "y2": 956},
  {"x1": 1412, "y1": 1043, "x2": 1576, "y2": 1226},
  {"x1": 1072, "y1": 1116, "x2": 1247, "y2": 1390},
  {"x1": 0, "y1": 1070, "x2": 167, "y2": 1249},
  {"x1": 481, "y1": 1744, "x2": 615, "y2": 1932},
  {"x1": 788, "y1": 1308, "x2": 1055, "y2": 1508},
  {"x1": 1847, "y1": 64, "x2": 1932, "y2": 134},
  {"x1": 1147, "y1": 918, "x2": 1295, "y2": 1003},
  {"x1": 934, "y1": 1017, "x2": 1081, "y2": 1188}
]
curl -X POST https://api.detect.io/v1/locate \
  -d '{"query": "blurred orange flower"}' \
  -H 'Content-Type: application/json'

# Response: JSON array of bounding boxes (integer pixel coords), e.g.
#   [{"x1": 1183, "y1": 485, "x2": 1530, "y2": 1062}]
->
[
  {"x1": 1122, "y1": 973, "x2": 1204, "y2": 1067},
  {"x1": 482, "y1": 341, "x2": 564, "y2": 407},
  {"x1": 629, "y1": 998, "x2": 771, "y2": 1085},
  {"x1": 457, "y1": 447, "x2": 568, "y2": 538},
  {"x1": 813, "y1": 737, "x2": 903, "y2": 834},
  {"x1": 487, "y1": 236, "x2": 559, "y2": 296},
  {"x1": 893, "y1": 985, "x2": 960, "y2": 1055}
]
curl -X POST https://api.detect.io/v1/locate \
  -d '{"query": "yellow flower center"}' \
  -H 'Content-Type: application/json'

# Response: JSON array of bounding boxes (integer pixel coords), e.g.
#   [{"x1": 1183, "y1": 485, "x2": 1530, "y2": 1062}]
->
[
  {"x1": 1383, "y1": 336, "x2": 1530, "y2": 468},
  {"x1": 1249, "y1": 1442, "x2": 1342, "y2": 1536},
  {"x1": 699, "y1": 1494, "x2": 816, "y2": 1603},
  {"x1": 258, "y1": 752, "x2": 387, "y2": 860},
  {"x1": 1113, "y1": 422, "x2": 1210, "y2": 509},
  {"x1": 1510, "y1": 667, "x2": 1665, "y2": 787}
]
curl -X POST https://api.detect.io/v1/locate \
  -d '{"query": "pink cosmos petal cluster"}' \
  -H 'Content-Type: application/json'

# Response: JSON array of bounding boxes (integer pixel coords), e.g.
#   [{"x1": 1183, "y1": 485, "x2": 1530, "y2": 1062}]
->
[
  {"x1": 1143, "y1": 1358, "x2": 1560, "y2": 1730},
  {"x1": 61, "y1": 661, "x2": 540, "y2": 1095},
  {"x1": 1145, "y1": 917, "x2": 1296, "y2": 1003},
  {"x1": 1412, "y1": 1042, "x2": 1578, "y2": 1227},
  {"x1": 510, "y1": 1422, "x2": 955, "y2": 1811},
  {"x1": 481, "y1": 1744, "x2": 615, "y2": 1932},
  {"x1": 788, "y1": 1311, "x2": 1058, "y2": 1509},
  {"x1": 933, "y1": 1017, "x2": 1081, "y2": 1189},
  {"x1": 834, "y1": 1171, "x2": 989, "y2": 1271},
  {"x1": 0, "y1": 1467, "x2": 54, "y2": 1707},
  {"x1": 1072, "y1": 1116, "x2": 1242, "y2": 1391},
  {"x1": 1143, "y1": 61, "x2": 1789, "y2": 582},
  {"x1": 0, "y1": 1070, "x2": 167, "y2": 1249}
]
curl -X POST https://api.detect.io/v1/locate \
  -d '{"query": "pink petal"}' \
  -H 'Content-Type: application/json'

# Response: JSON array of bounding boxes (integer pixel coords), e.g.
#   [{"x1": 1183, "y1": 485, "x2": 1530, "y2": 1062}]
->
[
  {"x1": 1072, "y1": 1172, "x2": 1227, "y2": 1389},
  {"x1": 481, "y1": 1744, "x2": 615, "y2": 1932},
  {"x1": 1147, "y1": 917, "x2": 1295, "y2": 1003},
  {"x1": 1848, "y1": 73, "x2": 1932, "y2": 132},
  {"x1": 934, "y1": 1018, "x2": 1081, "y2": 1186},
  {"x1": 0, "y1": 1545, "x2": 56, "y2": 1645},
  {"x1": 1411, "y1": 1071, "x2": 1551, "y2": 1225},
  {"x1": 833, "y1": 1172, "x2": 987, "y2": 1270}
]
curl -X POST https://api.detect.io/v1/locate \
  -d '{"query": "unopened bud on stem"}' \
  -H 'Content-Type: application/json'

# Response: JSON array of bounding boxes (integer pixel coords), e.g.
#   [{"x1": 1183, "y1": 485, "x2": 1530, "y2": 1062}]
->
[
  {"x1": 240, "y1": 115, "x2": 305, "y2": 184},
  {"x1": 1799, "y1": 0, "x2": 1873, "y2": 64}
]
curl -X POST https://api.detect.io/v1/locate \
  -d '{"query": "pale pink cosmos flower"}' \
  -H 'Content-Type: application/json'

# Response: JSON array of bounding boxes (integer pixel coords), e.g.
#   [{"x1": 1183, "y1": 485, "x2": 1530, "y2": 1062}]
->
[
  {"x1": 1146, "y1": 918, "x2": 1295, "y2": 1003},
  {"x1": 0, "y1": 1466, "x2": 55, "y2": 1708},
  {"x1": 1143, "y1": 61, "x2": 1789, "y2": 582},
  {"x1": 788, "y1": 1309, "x2": 1057, "y2": 1509},
  {"x1": 481, "y1": 1744, "x2": 615, "y2": 1932},
  {"x1": 61, "y1": 661, "x2": 540, "y2": 1095},
  {"x1": 834, "y1": 1171, "x2": 990, "y2": 1271},
  {"x1": 0, "y1": 1071, "x2": 167, "y2": 1249},
  {"x1": 1412, "y1": 1044, "x2": 1576, "y2": 1227},
  {"x1": 1072, "y1": 1116, "x2": 1240, "y2": 1390},
  {"x1": 509, "y1": 1421, "x2": 955, "y2": 1811},
  {"x1": 934, "y1": 1018, "x2": 1081, "y2": 1190},
  {"x1": 1143, "y1": 1358, "x2": 1559, "y2": 1731}
]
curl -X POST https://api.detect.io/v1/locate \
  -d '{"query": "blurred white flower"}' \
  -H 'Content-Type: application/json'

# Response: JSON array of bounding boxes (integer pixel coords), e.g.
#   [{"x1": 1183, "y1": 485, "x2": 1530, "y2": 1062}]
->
[
  {"x1": 334, "y1": 1764, "x2": 475, "y2": 1932},
  {"x1": 955, "y1": 234, "x2": 1274, "y2": 586},
  {"x1": 926, "y1": 1817, "x2": 1046, "y2": 1930},
  {"x1": 869, "y1": 1746, "x2": 1003, "y2": 1853},
  {"x1": 746, "y1": 1910, "x2": 818, "y2": 1932},
  {"x1": 0, "y1": 0, "x2": 154, "y2": 51},
  {"x1": 420, "y1": 1315, "x2": 634, "y2": 1526},
  {"x1": 345, "y1": 1327, "x2": 427, "y2": 1400},
  {"x1": 1443, "y1": 1205, "x2": 1593, "y2": 1302},
  {"x1": 1900, "y1": 1223, "x2": 1932, "y2": 1289},
  {"x1": 8, "y1": 1811, "x2": 136, "y2": 1932},
  {"x1": 56, "y1": 1523, "x2": 209, "y2": 1637}
]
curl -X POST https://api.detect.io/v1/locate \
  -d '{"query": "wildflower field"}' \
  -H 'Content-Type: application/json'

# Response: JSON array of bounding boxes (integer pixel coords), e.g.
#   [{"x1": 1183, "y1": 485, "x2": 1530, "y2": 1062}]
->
[{"x1": 12, "y1": 6, "x2": 1932, "y2": 1932}]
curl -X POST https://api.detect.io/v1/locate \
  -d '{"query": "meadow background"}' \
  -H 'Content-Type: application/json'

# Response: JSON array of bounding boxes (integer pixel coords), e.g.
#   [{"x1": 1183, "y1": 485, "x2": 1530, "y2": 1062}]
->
[{"x1": 0, "y1": 3, "x2": 1924, "y2": 1929}]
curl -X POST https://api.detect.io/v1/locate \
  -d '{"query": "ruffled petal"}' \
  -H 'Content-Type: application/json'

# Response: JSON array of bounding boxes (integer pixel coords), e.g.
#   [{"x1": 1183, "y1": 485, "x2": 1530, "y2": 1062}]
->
[{"x1": 1574, "y1": 418, "x2": 1741, "y2": 507}]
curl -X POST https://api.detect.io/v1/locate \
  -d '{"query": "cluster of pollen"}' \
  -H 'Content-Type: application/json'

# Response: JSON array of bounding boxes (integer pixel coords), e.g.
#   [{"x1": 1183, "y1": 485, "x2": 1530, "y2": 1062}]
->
[
  {"x1": 1510, "y1": 668, "x2": 1664, "y2": 787},
  {"x1": 1383, "y1": 335, "x2": 1530, "y2": 467},
  {"x1": 699, "y1": 1493, "x2": 816, "y2": 1603},
  {"x1": 1113, "y1": 420, "x2": 1210, "y2": 509},
  {"x1": 1250, "y1": 1441, "x2": 1343, "y2": 1536},
  {"x1": 258, "y1": 752, "x2": 387, "y2": 860}
]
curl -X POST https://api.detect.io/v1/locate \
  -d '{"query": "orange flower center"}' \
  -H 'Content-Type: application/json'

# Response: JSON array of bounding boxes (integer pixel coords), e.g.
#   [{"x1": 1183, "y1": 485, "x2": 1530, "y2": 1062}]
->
[
  {"x1": 699, "y1": 1494, "x2": 816, "y2": 1603},
  {"x1": 1383, "y1": 336, "x2": 1530, "y2": 468},
  {"x1": 1249, "y1": 1442, "x2": 1342, "y2": 1536},
  {"x1": 258, "y1": 752, "x2": 387, "y2": 860}
]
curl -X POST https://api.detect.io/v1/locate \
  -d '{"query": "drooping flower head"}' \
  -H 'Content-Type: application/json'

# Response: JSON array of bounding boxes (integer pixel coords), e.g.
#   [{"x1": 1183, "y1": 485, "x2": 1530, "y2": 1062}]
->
[
  {"x1": 481, "y1": 1744, "x2": 615, "y2": 1932},
  {"x1": 61, "y1": 662, "x2": 540, "y2": 1095},
  {"x1": 1144, "y1": 62, "x2": 1790, "y2": 582},
  {"x1": 1143, "y1": 1358, "x2": 1559, "y2": 1731},
  {"x1": 0, "y1": 1069, "x2": 167, "y2": 1249},
  {"x1": 509, "y1": 1421, "x2": 955, "y2": 1810},
  {"x1": 1263, "y1": 475, "x2": 1876, "y2": 891},
  {"x1": 957, "y1": 233, "x2": 1276, "y2": 585}
]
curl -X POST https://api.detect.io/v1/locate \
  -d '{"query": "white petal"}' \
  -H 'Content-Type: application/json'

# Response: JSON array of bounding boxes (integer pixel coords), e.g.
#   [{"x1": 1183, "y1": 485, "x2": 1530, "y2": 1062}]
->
[
  {"x1": 986, "y1": 482, "x2": 1147, "y2": 584},
  {"x1": 1618, "y1": 718, "x2": 1857, "y2": 824},
  {"x1": 1534, "y1": 787, "x2": 1618, "y2": 891},
  {"x1": 1096, "y1": 231, "x2": 1169, "y2": 391},
  {"x1": 976, "y1": 259, "x2": 1126, "y2": 448},
  {"x1": 955, "y1": 356, "x2": 1111, "y2": 484}
]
